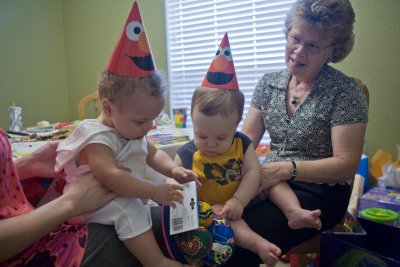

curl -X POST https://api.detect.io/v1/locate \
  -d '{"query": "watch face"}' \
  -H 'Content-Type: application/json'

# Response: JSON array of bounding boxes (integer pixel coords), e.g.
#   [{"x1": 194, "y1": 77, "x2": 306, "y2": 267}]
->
[{"x1": 292, "y1": 169, "x2": 298, "y2": 176}]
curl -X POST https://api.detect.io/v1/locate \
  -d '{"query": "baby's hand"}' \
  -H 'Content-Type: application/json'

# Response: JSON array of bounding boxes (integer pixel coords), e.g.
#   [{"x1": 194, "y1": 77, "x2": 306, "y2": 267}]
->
[
  {"x1": 218, "y1": 197, "x2": 244, "y2": 220},
  {"x1": 172, "y1": 167, "x2": 201, "y2": 186},
  {"x1": 152, "y1": 183, "x2": 183, "y2": 208}
]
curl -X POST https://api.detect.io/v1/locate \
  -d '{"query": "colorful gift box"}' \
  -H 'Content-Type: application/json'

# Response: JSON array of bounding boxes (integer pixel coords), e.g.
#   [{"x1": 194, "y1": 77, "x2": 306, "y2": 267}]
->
[{"x1": 357, "y1": 187, "x2": 400, "y2": 227}]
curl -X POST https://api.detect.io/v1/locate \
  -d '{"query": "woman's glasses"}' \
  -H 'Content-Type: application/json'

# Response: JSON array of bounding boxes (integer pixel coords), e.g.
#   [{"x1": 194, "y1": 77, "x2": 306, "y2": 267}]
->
[{"x1": 287, "y1": 35, "x2": 333, "y2": 54}]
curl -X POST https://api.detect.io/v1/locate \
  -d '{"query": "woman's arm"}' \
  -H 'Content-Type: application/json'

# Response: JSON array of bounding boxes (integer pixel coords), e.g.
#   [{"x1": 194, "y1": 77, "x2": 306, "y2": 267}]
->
[
  {"x1": 241, "y1": 107, "x2": 265, "y2": 146},
  {"x1": 258, "y1": 123, "x2": 367, "y2": 190},
  {"x1": 295, "y1": 123, "x2": 367, "y2": 183},
  {"x1": 0, "y1": 174, "x2": 115, "y2": 261}
]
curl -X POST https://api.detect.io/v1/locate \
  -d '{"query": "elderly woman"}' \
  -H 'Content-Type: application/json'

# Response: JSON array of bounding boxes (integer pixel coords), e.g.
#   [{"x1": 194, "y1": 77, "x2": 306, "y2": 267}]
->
[
  {"x1": 1, "y1": 0, "x2": 367, "y2": 266},
  {"x1": 231, "y1": 0, "x2": 368, "y2": 266}
]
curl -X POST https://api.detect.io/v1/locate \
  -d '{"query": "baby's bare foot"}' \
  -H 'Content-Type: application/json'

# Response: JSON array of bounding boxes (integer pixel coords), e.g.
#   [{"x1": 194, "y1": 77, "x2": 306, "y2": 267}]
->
[
  {"x1": 255, "y1": 238, "x2": 282, "y2": 267},
  {"x1": 287, "y1": 209, "x2": 322, "y2": 230}
]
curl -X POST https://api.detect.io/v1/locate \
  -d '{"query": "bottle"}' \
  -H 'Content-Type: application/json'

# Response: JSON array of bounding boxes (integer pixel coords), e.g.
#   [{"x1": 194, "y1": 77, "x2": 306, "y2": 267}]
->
[
  {"x1": 356, "y1": 140, "x2": 369, "y2": 193},
  {"x1": 8, "y1": 104, "x2": 23, "y2": 132}
]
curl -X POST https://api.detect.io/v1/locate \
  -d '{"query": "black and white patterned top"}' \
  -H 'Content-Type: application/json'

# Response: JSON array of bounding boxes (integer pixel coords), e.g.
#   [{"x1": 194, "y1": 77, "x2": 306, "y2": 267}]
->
[{"x1": 251, "y1": 64, "x2": 368, "y2": 163}]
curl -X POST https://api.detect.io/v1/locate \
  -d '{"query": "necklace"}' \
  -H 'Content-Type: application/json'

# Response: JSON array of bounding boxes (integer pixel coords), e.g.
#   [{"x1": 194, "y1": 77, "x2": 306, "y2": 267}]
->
[{"x1": 291, "y1": 95, "x2": 300, "y2": 105}]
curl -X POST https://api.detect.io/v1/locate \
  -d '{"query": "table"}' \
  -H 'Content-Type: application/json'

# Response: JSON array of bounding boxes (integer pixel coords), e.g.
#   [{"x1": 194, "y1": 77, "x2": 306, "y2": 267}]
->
[
  {"x1": 148, "y1": 126, "x2": 193, "y2": 158},
  {"x1": 11, "y1": 126, "x2": 193, "y2": 159}
]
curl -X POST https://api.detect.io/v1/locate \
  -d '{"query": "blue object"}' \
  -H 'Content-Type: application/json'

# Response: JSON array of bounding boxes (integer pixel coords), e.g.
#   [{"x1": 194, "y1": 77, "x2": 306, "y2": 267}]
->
[{"x1": 356, "y1": 154, "x2": 369, "y2": 193}]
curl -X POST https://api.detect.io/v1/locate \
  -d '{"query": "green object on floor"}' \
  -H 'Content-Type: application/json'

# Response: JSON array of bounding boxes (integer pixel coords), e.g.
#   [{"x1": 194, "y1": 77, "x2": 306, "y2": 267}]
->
[{"x1": 360, "y1": 207, "x2": 399, "y2": 223}]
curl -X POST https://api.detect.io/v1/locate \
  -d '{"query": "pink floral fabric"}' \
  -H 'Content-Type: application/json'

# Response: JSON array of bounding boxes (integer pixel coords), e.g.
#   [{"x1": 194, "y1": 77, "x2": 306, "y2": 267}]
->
[{"x1": 0, "y1": 129, "x2": 88, "y2": 267}]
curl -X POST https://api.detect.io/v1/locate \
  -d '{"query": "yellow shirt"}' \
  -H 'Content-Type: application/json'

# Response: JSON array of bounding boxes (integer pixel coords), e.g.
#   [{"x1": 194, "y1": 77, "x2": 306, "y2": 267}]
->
[{"x1": 177, "y1": 132, "x2": 251, "y2": 204}]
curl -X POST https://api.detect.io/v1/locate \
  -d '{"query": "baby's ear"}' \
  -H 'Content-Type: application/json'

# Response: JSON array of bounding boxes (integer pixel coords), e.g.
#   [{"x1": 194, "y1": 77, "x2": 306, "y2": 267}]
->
[{"x1": 102, "y1": 99, "x2": 112, "y2": 116}]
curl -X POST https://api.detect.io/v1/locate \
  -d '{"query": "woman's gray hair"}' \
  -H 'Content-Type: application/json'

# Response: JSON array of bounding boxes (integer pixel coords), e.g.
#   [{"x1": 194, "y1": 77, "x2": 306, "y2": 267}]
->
[{"x1": 283, "y1": 0, "x2": 355, "y2": 63}]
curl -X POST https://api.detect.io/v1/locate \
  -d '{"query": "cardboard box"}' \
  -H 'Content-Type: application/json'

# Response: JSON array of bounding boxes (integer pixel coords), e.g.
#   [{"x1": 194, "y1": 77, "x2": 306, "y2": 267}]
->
[{"x1": 358, "y1": 187, "x2": 400, "y2": 227}]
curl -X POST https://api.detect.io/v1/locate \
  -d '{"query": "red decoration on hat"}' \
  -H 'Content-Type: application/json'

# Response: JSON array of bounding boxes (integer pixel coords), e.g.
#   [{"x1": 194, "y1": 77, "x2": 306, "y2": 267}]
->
[
  {"x1": 106, "y1": 1, "x2": 155, "y2": 77},
  {"x1": 201, "y1": 33, "x2": 239, "y2": 90}
]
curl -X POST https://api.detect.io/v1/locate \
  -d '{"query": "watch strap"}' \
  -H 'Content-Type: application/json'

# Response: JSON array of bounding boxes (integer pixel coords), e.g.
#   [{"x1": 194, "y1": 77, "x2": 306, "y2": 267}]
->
[{"x1": 290, "y1": 160, "x2": 298, "y2": 180}]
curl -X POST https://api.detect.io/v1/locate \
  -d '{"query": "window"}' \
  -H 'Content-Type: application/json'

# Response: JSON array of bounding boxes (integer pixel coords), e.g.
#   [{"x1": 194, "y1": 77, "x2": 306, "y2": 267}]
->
[{"x1": 165, "y1": 0, "x2": 295, "y2": 143}]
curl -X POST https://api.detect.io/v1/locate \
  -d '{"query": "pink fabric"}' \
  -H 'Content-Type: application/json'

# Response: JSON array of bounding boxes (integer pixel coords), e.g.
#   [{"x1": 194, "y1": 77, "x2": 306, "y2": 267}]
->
[{"x1": 0, "y1": 129, "x2": 88, "y2": 267}]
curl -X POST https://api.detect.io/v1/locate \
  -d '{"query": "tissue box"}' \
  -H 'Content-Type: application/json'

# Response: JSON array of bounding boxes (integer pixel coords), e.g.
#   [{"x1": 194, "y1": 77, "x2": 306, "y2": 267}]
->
[{"x1": 358, "y1": 187, "x2": 400, "y2": 226}]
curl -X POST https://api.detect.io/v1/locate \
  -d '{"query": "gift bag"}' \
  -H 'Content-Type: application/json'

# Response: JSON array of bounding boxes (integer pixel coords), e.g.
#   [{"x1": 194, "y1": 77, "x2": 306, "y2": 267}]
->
[
  {"x1": 320, "y1": 215, "x2": 400, "y2": 267},
  {"x1": 358, "y1": 217, "x2": 400, "y2": 263}
]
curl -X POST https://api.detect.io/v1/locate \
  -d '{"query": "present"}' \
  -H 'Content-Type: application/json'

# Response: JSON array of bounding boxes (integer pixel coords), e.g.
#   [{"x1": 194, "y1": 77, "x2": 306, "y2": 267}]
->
[
  {"x1": 358, "y1": 216, "x2": 400, "y2": 263},
  {"x1": 320, "y1": 213, "x2": 400, "y2": 267},
  {"x1": 357, "y1": 187, "x2": 400, "y2": 227}
]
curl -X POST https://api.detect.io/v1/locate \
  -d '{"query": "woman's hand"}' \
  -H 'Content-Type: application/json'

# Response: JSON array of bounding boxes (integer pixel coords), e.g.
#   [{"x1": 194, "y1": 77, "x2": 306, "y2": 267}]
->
[
  {"x1": 258, "y1": 161, "x2": 291, "y2": 192},
  {"x1": 15, "y1": 141, "x2": 61, "y2": 180},
  {"x1": 0, "y1": 173, "x2": 116, "y2": 261},
  {"x1": 62, "y1": 173, "x2": 117, "y2": 217}
]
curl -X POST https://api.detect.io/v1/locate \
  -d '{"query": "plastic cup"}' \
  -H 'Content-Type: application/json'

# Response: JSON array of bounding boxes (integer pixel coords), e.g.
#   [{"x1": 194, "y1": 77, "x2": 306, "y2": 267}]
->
[
  {"x1": 8, "y1": 106, "x2": 23, "y2": 132},
  {"x1": 173, "y1": 108, "x2": 187, "y2": 128}
]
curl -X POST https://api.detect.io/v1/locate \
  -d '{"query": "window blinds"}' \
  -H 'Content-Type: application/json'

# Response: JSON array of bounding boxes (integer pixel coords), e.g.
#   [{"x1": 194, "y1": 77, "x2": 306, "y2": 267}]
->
[{"x1": 165, "y1": 0, "x2": 295, "y2": 142}]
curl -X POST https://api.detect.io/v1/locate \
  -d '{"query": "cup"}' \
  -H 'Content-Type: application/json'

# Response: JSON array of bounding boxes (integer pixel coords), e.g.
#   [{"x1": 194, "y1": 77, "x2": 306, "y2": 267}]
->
[
  {"x1": 173, "y1": 108, "x2": 187, "y2": 128},
  {"x1": 8, "y1": 105, "x2": 23, "y2": 132}
]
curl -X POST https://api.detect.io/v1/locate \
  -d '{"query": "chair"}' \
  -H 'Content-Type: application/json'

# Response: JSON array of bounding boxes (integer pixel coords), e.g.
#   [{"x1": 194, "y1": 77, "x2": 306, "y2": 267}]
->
[
  {"x1": 77, "y1": 91, "x2": 101, "y2": 120},
  {"x1": 288, "y1": 78, "x2": 369, "y2": 255}
]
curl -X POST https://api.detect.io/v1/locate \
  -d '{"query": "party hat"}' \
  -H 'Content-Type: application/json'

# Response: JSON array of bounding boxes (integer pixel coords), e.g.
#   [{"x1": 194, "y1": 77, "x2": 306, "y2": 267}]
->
[
  {"x1": 201, "y1": 33, "x2": 239, "y2": 90},
  {"x1": 106, "y1": 1, "x2": 155, "y2": 77}
]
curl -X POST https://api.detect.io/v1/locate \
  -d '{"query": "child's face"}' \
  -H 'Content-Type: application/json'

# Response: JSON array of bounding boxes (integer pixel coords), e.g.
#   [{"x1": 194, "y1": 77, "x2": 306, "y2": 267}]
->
[
  {"x1": 192, "y1": 106, "x2": 238, "y2": 157},
  {"x1": 110, "y1": 89, "x2": 164, "y2": 140}
]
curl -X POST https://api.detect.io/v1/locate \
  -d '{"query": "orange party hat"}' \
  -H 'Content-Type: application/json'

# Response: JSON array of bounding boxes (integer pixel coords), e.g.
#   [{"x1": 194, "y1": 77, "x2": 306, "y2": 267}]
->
[
  {"x1": 106, "y1": 1, "x2": 155, "y2": 77},
  {"x1": 201, "y1": 33, "x2": 239, "y2": 90}
]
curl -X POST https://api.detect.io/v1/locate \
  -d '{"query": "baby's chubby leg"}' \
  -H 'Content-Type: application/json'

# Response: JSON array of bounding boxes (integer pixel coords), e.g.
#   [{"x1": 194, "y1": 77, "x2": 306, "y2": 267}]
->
[
  {"x1": 266, "y1": 182, "x2": 322, "y2": 230},
  {"x1": 124, "y1": 229, "x2": 192, "y2": 267},
  {"x1": 229, "y1": 219, "x2": 282, "y2": 267}
]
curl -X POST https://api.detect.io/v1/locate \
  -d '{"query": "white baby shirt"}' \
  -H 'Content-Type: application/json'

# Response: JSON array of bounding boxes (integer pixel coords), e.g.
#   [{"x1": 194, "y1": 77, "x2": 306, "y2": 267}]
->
[{"x1": 56, "y1": 119, "x2": 152, "y2": 240}]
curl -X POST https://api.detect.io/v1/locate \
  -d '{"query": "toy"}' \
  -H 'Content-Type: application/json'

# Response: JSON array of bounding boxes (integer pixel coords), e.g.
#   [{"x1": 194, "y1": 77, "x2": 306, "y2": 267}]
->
[
  {"x1": 202, "y1": 215, "x2": 235, "y2": 267},
  {"x1": 175, "y1": 226, "x2": 212, "y2": 263},
  {"x1": 198, "y1": 201, "x2": 214, "y2": 228},
  {"x1": 360, "y1": 207, "x2": 399, "y2": 225},
  {"x1": 162, "y1": 204, "x2": 235, "y2": 266}
]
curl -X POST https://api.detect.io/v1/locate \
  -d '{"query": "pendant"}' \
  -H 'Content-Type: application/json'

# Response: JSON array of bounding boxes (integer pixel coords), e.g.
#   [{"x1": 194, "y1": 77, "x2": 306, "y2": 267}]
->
[{"x1": 292, "y1": 96, "x2": 300, "y2": 105}]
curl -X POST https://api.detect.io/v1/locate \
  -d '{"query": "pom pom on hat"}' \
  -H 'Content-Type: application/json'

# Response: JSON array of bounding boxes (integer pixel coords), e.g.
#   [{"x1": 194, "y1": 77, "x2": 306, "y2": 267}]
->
[
  {"x1": 106, "y1": 1, "x2": 156, "y2": 77},
  {"x1": 201, "y1": 32, "x2": 239, "y2": 90}
]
